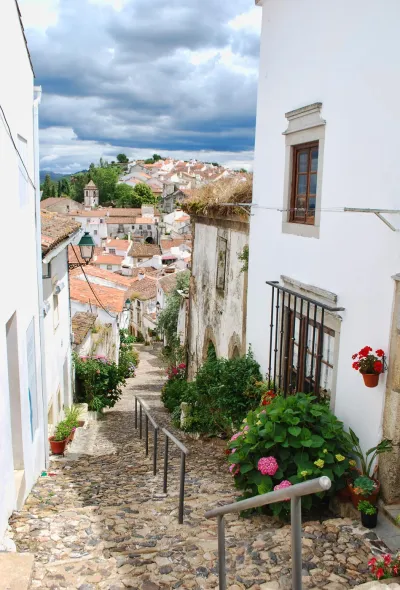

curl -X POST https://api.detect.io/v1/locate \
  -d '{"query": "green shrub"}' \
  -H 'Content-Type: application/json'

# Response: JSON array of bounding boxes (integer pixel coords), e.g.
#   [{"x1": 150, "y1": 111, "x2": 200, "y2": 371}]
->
[
  {"x1": 181, "y1": 350, "x2": 262, "y2": 435},
  {"x1": 74, "y1": 354, "x2": 125, "y2": 411},
  {"x1": 227, "y1": 393, "x2": 352, "y2": 516},
  {"x1": 64, "y1": 405, "x2": 82, "y2": 429},
  {"x1": 54, "y1": 421, "x2": 71, "y2": 441},
  {"x1": 161, "y1": 379, "x2": 191, "y2": 413}
]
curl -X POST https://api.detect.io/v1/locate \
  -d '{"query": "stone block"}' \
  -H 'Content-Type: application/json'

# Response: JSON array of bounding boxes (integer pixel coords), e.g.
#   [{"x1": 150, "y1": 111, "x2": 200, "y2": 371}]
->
[{"x1": 0, "y1": 552, "x2": 34, "y2": 590}]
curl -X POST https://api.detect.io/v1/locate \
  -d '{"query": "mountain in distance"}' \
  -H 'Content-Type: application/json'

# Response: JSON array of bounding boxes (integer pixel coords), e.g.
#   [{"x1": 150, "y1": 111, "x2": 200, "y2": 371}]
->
[{"x1": 40, "y1": 169, "x2": 88, "y2": 183}]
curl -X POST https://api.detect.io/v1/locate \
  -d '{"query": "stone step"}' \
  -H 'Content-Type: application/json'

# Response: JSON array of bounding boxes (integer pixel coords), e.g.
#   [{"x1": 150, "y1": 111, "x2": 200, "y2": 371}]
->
[{"x1": 0, "y1": 553, "x2": 35, "y2": 590}]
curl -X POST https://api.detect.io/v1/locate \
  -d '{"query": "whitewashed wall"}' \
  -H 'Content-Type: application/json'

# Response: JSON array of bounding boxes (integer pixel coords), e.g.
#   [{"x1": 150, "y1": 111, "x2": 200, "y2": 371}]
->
[
  {"x1": 248, "y1": 0, "x2": 400, "y2": 454},
  {"x1": 42, "y1": 249, "x2": 72, "y2": 432},
  {"x1": 0, "y1": 1, "x2": 45, "y2": 538}
]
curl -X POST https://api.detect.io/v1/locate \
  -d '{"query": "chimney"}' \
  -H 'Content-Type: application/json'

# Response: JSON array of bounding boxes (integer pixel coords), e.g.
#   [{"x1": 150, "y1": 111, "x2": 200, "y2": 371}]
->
[{"x1": 138, "y1": 271, "x2": 145, "y2": 281}]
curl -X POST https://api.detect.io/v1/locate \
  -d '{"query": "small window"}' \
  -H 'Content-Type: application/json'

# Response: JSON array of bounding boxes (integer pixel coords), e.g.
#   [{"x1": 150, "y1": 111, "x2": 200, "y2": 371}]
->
[
  {"x1": 87, "y1": 218, "x2": 91, "y2": 223},
  {"x1": 100, "y1": 218, "x2": 104, "y2": 223},
  {"x1": 53, "y1": 292, "x2": 59, "y2": 329},
  {"x1": 147, "y1": 225, "x2": 151, "y2": 230},
  {"x1": 132, "y1": 225, "x2": 135, "y2": 230},
  {"x1": 118, "y1": 224, "x2": 124, "y2": 232},
  {"x1": 290, "y1": 142, "x2": 319, "y2": 225},
  {"x1": 109, "y1": 248, "x2": 116, "y2": 254},
  {"x1": 216, "y1": 236, "x2": 228, "y2": 291},
  {"x1": 107, "y1": 264, "x2": 112, "y2": 270},
  {"x1": 94, "y1": 230, "x2": 98, "y2": 235},
  {"x1": 139, "y1": 225, "x2": 143, "y2": 230},
  {"x1": 85, "y1": 191, "x2": 88, "y2": 196}
]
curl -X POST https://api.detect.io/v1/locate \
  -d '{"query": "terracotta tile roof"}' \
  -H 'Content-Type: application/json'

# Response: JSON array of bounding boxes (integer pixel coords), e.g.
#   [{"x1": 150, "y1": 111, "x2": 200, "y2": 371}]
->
[
  {"x1": 70, "y1": 277, "x2": 127, "y2": 313},
  {"x1": 41, "y1": 197, "x2": 78, "y2": 209},
  {"x1": 69, "y1": 207, "x2": 160, "y2": 219},
  {"x1": 41, "y1": 211, "x2": 81, "y2": 256},
  {"x1": 70, "y1": 266, "x2": 135, "y2": 288},
  {"x1": 71, "y1": 312, "x2": 97, "y2": 345},
  {"x1": 105, "y1": 217, "x2": 136, "y2": 224},
  {"x1": 158, "y1": 273, "x2": 178, "y2": 294},
  {"x1": 131, "y1": 277, "x2": 157, "y2": 300},
  {"x1": 160, "y1": 238, "x2": 192, "y2": 252},
  {"x1": 134, "y1": 217, "x2": 155, "y2": 224},
  {"x1": 85, "y1": 180, "x2": 97, "y2": 188},
  {"x1": 106, "y1": 239, "x2": 131, "y2": 250},
  {"x1": 129, "y1": 243, "x2": 162, "y2": 257},
  {"x1": 92, "y1": 254, "x2": 125, "y2": 266}
]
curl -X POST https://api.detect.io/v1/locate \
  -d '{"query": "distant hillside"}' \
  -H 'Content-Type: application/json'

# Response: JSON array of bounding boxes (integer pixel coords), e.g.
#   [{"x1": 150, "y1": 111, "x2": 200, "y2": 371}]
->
[{"x1": 40, "y1": 170, "x2": 88, "y2": 183}]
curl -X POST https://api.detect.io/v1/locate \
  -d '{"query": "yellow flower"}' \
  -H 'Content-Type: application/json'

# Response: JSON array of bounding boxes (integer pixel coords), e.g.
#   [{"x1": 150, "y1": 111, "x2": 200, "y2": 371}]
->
[
  {"x1": 243, "y1": 418, "x2": 247, "y2": 423},
  {"x1": 323, "y1": 449, "x2": 328, "y2": 454},
  {"x1": 349, "y1": 459, "x2": 356, "y2": 467},
  {"x1": 335, "y1": 454, "x2": 345, "y2": 462},
  {"x1": 256, "y1": 420, "x2": 262, "y2": 426},
  {"x1": 314, "y1": 459, "x2": 324, "y2": 469},
  {"x1": 301, "y1": 470, "x2": 308, "y2": 477}
]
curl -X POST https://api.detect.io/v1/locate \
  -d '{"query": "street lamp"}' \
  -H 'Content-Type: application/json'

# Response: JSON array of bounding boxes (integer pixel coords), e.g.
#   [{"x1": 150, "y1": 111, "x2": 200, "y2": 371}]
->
[
  {"x1": 68, "y1": 232, "x2": 96, "y2": 270},
  {"x1": 124, "y1": 298, "x2": 131, "y2": 311},
  {"x1": 78, "y1": 232, "x2": 96, "y2": 264}
]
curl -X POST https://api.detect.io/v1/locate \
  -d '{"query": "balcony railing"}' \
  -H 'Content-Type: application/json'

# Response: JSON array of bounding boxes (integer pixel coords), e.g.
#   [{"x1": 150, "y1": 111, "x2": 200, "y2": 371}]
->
[{"x1": 266, "y1": 281, "x2": 344, "y2": 398}]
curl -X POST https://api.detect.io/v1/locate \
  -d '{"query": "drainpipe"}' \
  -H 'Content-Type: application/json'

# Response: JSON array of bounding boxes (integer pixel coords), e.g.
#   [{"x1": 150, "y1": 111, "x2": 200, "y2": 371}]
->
[{"x1": 33, "y1": 86, "x2": 49, "y2": 468}]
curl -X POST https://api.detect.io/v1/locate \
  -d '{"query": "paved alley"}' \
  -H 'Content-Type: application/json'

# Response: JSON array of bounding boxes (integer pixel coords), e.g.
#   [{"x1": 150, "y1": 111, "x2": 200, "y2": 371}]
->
[{"x1": 9, "y1": 346, "x2": 384, "y2": 590}]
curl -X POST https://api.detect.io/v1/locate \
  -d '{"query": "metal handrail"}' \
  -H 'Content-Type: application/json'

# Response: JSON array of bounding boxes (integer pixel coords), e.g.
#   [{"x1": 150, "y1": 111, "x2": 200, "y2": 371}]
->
[
  {"x1": 162, "y1": 427, "x2": 189, "y2": 524},
  {"x1": 205, "y1": 476, "x2": 331, "y2": 590},
  {"x1": 134, "y1": 396, "x2": 159, "y2": 476}
]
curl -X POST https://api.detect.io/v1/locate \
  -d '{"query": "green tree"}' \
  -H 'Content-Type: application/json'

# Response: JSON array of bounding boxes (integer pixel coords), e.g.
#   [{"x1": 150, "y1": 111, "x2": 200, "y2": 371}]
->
[
  {"x1": 70, "y1": 172, "x2": 89, "y2": 203},
  {"x1": 145, "y1": 158, "x2": 155, "y2": 164},
  {"x1": 152, "y1": 154, "x2": 162, "y2": 162},
  {"x1": 132, "y1": 183, "x2": 156, "y2": 204},
  {"x1": 157, "y1": 271, "x2": 190, "y2": 350},
  {"x1": 91, "y1": 165, "x2": 120, "y2": 204},
  {"x1": 41, "y1": 174, "x2": 53, "y2": 199},
  {"x1": 57, "y1": 180, "x2": 62, "y2": 197},
  {"x1": 212, "y1": 162, "x2": 220, "y2": 167},
  {"x1": 60, "y1": 177, "x2": 71, "y2": 196},
  {"x1": 117, "y1": 153, "x2": 129, "y2": 163},
  {"x1": 114, "y1": 183, "x2": 142, "y2": 208},
  {"x1": 51, "y1": 184, "x2": 56, "y2": 198}
]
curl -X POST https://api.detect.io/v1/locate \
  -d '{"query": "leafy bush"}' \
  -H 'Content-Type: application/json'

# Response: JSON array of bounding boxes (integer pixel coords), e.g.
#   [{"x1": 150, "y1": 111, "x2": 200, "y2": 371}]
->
[
  {"x1": 119, "y1": 329, "x2": 139, "y2": 378},
  {"x1": 54, "y1": 421, "x2": 71, "y2": 441},
  {"x1": 226, "y1": 393, "x2": 352, "y2": 516},
  {"x1": 161, "y1": 379, "x2": 191, "y2": 413},
  {"x1": 157, "y1": 271, "x2": 190, "y2": 356},
  {"x1": 74, "y1": 354, "x2": 125, "y2": 411},
  {"x1": 64, "y1": 405, "x2": 82, "y2": 429},
  {"x1": 164, "y1": 350, "x2": 263, "y2": 436}
]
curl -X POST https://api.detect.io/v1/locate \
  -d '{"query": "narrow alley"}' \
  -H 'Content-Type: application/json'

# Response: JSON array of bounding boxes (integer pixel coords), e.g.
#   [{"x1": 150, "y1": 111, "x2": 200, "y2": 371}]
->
[{"x1": 9, "y1": 347, "x2": 380, "y2": 590}]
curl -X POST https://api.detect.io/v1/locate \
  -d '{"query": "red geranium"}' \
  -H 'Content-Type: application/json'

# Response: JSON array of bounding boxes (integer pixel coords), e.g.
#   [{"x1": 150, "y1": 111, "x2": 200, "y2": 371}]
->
[
  {"x1": 368, "y1": 552, "x2": 400, "y2": 580},
  {"x1": 352, "y1": 346, "x2": 385, "y2": 375}
]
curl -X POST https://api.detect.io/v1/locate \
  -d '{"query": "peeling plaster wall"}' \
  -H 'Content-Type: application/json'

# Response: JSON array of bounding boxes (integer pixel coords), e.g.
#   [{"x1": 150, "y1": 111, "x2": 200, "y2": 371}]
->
[{"x1": 187, "y1": 216, "x2": 249, "y2": 379}]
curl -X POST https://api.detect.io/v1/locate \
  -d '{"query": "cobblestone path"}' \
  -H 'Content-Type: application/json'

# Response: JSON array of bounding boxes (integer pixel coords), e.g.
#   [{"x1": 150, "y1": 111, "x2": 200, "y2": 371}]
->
[{"x1": 9, "y1": 346, "x2": 384, "y2": 590}]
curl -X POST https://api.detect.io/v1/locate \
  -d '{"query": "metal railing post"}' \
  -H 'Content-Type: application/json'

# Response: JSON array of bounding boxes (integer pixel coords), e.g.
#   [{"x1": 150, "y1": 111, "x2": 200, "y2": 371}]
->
[
  {"x1": 135, "y1": 397, "x2": 137, "y2": 429},
  {"x1": 139, "y1": 404, "x2": 142, "y2": 439},
  {"x1": 145, "y1": 414, "x2": 149, "y2": 456},
  {"x1": 291, "y1": 495, "x2": 302, "y2": 590},
  {"x1": 163, "y1": 435, "x2": 169, "y2": 493},
  {"x1": 178, "y1": 451, "x2": 186, "y2": 524},
  {"x1": 153, "y1": 427, "x2": 158, "y2": 475},
  {"x1": 217, "y1": 515, "x2": 226, "y2": 590}
]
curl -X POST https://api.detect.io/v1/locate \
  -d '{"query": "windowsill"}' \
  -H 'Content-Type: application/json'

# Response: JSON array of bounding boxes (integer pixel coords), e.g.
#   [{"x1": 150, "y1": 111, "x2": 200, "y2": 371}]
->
[{"x1": 282, "y1": 221, "x2": 320, "y2": 239}]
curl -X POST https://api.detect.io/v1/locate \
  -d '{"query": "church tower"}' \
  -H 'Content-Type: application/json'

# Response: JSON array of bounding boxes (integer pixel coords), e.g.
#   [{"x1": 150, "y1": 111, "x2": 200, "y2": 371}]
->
[{"x1": 84, "y1": 180, "x2": 99, "y2": 209}]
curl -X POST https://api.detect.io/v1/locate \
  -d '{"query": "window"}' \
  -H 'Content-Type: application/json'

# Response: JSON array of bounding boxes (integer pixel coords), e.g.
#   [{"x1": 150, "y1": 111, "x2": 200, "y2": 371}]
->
[
  {"x1": 289, "y1": 142, "x2": 319, "y2": 224},
  {"x1": 109, "y1": 248, "x2": 116, "y2": 254},
  {"x1": 100, "y1": 218, "x2": 104, "y2": 224},
  {"x1": 282, "y1": 103, "x2": 325, "y2": 239},
  {"x1": 107, "y1": 264, "x2": 112, "y2": 270},
  {"x1": 94, "y1": 230, "x2": 98, "y2": 235},
  {"x1": 139, "y1": 225, "x2": 143, "y2": 230},
  {"x1": 147, "y1": 225, "x2": 151, "y2": 230},
  {"x1": 85, "y1": 191, "x2": 88, "y2": 196},
  {"x1": 87, "y1": 218, "x2": 91, "y2": 223},
  {"x1": 53, "y1": 292, "x2": 59, "y2": 329},
  {"x1": 132, "y1": 225, "x2": 135, "y2": 230},
  {"x1": 216, "y1": 236, "x2": 228, "y2": 291},
  {"x1": 118, "y1": 224, "x2": 124, "y2": 232}
]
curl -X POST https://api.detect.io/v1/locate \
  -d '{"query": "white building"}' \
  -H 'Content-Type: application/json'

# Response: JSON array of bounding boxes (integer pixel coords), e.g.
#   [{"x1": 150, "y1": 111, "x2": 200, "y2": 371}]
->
[
  {"x1": 83, "y1": 180, "x2": 99, "y2": 209},
  {"x1": 41, "y1": 211, "x2": 81, "y2": 434},
  {"x1": 0, "y1": 0, "x2": 46, "y2": 540},
  {"x1": 248, "y1": 0, "x2": 400, "y2": 503}
]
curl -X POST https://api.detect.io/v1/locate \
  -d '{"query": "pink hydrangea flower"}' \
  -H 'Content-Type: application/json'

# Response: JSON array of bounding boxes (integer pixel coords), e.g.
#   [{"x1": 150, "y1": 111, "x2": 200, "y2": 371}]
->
[
  {"x1": 230, "y1": 432, "x2": 242, "y2": 442},
  {"x1": 231, "y1": 448, "x2": 237, "y2": 454},
  {"x1": 243, "y1": 425, "x2": 249, "y2": 432},
  {"x1": 229, "y1": 464, "x2": 240, "y2": 476},
  {"x1": 257, "y1": 456, "x2": 279, "y2": 476},
  {"x1": 274, "y1": 480, "x2": 292, "y2": 501}
]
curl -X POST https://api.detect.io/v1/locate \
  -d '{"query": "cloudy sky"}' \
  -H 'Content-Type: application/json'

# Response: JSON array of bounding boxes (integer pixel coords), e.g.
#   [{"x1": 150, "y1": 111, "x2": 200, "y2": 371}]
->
[{"x1": 19, "y1": 0, "x2": 261, "y2": 173}]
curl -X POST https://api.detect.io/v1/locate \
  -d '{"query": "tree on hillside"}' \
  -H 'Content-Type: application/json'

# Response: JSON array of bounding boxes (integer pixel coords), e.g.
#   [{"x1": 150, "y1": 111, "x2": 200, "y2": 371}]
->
[
  {"x1": 132, "y1": 183, "x2": 156, "y2": 204},
  {"x1": 114, "y1": 183, "x2": 142, "y2": 208},
  {"x1": 51, "y1": 184, "x2": 56, "y2": 198},
  {"x1": 60, "y1": 177, "x2": 71, "y2": 195},
  {"x1": 41, "y1": 174, "x2": 53, "y2": 199},
  {"x1": 117, "y1": 153, "x2": 129, "y2": 163},
  {"x1": 91, "y1": 165, "x2": 120, "y2": 204},
  {"x1": 152, "y1": 154, "x2": 162, "y2": 162},
  {"x1": 70, "y1": 172, "x2": 89, "y2": 202}
]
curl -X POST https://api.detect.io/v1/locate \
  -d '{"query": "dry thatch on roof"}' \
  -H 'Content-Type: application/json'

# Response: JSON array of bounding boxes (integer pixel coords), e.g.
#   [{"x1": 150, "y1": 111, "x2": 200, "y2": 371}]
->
[{"x1": 181, "y1": 174, "x2": 252, "y2": 219}]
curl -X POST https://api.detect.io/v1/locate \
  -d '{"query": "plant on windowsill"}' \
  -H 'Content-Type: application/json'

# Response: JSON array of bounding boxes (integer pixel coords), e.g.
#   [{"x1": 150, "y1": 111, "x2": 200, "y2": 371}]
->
[
  {"x1": 358, "y1": 500, "x2": 378, "y2": 529},
  {"x1": 49, "y1": 421, "x2": 71, "y2": 455},
  {"x1": 352, "y1": 346, "x2": 385, "y2": 388},
  {"x1": 345, "y1": 428, "x2": 392, "y2": 507}
]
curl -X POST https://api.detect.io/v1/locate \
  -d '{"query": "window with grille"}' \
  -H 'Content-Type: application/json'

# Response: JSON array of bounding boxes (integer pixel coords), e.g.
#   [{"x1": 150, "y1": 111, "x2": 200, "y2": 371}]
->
[
  {"x1": 290, "y1": 142, "x2": 319, "y2": 225},
  {"x1": 216, "y1": 236, "x2": 228, "y2": 291},
  {"x1": 109, "y1": 248, "x2": 116, "y2": 254}
]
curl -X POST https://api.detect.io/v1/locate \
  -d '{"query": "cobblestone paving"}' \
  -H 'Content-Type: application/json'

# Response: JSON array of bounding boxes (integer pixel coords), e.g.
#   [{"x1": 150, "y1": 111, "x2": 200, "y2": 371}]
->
[{"x1": 9, "y1": 345, "x2": 385, "y2": 590}]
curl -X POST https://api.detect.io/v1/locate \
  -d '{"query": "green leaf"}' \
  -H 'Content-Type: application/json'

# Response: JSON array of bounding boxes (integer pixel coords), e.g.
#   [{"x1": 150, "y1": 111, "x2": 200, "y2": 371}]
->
[
  {"x1": 240, "y1": 463, "x2": 254, "y2": 474},
  {"x1": 310, "y1": 435, "x2": 325, "y2": 448},
  {"x1": 257, "y1": 475, "x2": 272, "y2": 495},
  {"x1": 288, "y1": 426, "x2": 301, "y2": 437},
  {"x1": 247, "y1": 471, "x2": 263, "y2": 485},
  {"x1": 300, "y1": 439, "x2": 313, "y2": 447}
]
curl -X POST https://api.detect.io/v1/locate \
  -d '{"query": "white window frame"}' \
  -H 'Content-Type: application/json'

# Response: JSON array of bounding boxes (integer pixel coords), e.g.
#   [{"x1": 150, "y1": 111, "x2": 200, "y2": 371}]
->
[{"x1": 282, "y1": 103, "x2": 326, "y2": 239}]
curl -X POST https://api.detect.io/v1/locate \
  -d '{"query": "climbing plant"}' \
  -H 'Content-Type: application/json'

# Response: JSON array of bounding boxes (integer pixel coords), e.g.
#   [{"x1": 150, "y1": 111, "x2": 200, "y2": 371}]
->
[{"x1": 157, "y1": 271, "x2": 190, "y2": 361}]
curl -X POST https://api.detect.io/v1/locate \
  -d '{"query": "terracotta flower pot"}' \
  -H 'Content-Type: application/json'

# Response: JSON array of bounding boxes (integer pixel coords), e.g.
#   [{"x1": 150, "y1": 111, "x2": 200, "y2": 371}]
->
[
  {"x1": 350, "y1": 478, "x2": 380, "y2": 508},
  {"x1": 49, "y1": 437, "x2": 68, "y2": 455},
  {"x1": 362, "y1": 373, "x2": 380, "y2": 388},
  {"x1": 69, "y1": 429, "x2": 75, "y2": 442},
  {"x1": 78, "y1": 420, "x2": 85, "y2": 427}
]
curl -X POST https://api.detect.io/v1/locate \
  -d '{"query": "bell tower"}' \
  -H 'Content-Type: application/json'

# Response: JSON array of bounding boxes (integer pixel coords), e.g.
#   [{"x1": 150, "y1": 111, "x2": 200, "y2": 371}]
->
[{"x1": 84, "y1": 180, "x2": 99, "y2": 209}]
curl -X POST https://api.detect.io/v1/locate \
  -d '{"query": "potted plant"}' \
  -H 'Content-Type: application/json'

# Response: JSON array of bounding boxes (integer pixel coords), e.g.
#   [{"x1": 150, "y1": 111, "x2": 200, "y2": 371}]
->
[
  {"x1": 346, "y1": 428, "x2": 392, "y2": 506},
  {"x1": 49, "y1": 421, "x2": 71, "y2": 455},
  {"x1": 64, "y1": 405, "x2": 82, "y2": 439},
  {"x1": 352, "y1": 346, "x2": 385, "y2": 387},
  {"x1": 358, "y1": 500, "x2": 378, "y2": 528}
]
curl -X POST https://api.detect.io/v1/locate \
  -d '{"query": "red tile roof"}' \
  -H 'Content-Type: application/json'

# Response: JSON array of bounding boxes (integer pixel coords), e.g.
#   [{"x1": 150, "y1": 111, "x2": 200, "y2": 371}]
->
[
  {"x1": 71, "y1": 312, "x2": 97, "y2": 345},
  {"x1": 41, "y1": 211, "x2": 81, "y2": 256},
  {"x1": 131, "y1": 277, "x2": 157, "y2": 300},
  {"x1": 129, "y1": 243, "x2": 162, "y2": 257},
  {"x1": 106, "y1": 239, "x2": 131, "y2": 250},
  {"x1": 70, "y1": 278, "x2": 128, "y2": 313},
  {"x1": 70, "y1": 265, "x2": 135, "y2": 288},
  {"x1": 92, "y1": 254, "x2": 125, "y2": 266}
]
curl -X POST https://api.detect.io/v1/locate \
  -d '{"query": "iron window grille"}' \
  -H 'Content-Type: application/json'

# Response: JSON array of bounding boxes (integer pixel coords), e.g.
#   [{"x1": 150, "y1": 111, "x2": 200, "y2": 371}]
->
[{"x1": 266, "y1": 281, "x2": 344, "y2": 399}]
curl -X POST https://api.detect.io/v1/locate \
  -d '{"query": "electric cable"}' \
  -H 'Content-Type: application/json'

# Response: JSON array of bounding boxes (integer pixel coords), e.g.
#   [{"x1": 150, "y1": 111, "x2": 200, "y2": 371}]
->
[{"x1": 0, "y1": 104, "x2": 36, "y2": 190}]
